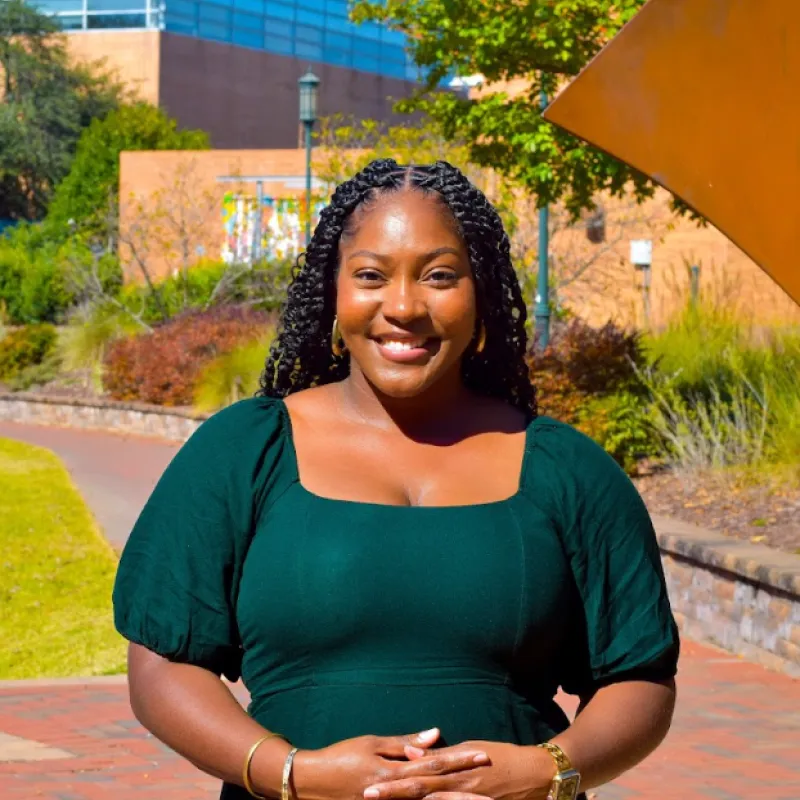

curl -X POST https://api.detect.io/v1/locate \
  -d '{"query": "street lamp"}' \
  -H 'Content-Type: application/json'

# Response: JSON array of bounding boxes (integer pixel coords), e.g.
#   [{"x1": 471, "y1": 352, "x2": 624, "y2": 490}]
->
[
  {"x1": 534, "y1": 87, "x2": 551, "y2": 349},
  {"x1": 298, "y1": 68, "x2": 320, "y2": 247},
  {"x1": 630, "y1": 239, "x2": 653, "y2": 328}
]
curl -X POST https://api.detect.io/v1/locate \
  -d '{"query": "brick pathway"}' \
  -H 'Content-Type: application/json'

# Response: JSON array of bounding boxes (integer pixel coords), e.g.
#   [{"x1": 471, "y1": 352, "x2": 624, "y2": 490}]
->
[{"x1": 0, "y1": 640, "x2": 797, "y2": 800}]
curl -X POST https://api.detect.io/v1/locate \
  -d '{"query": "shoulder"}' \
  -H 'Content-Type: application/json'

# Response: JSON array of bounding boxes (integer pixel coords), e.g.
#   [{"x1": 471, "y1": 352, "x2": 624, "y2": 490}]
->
[
  {"x1": 190, "y1": 395, "x2": 287, "y2": 450},
  {"x1": 524, "y1": 414, "x2": 642, "y2": 520}
]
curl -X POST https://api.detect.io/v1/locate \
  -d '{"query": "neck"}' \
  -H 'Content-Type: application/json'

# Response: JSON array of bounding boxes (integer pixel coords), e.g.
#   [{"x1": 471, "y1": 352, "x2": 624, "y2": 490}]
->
[{"x1": 338, "y1": 366, "x2": 475, "y2": 438}]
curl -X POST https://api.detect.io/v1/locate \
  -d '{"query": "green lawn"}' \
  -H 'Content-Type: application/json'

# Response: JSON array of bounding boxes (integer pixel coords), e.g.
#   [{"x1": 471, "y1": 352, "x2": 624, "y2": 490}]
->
[{"x1": 0, "y1": 437, "x2": 127, "y2": 679}]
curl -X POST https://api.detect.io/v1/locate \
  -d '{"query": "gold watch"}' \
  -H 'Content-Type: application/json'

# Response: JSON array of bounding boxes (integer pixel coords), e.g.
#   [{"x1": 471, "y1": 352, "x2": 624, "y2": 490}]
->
[{"x1": 536, "y1": 742, "x2": 581, "y2": 800}]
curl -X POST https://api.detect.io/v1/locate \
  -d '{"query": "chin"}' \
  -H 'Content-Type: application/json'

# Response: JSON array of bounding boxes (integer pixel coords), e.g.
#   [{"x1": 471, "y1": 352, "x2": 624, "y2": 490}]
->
[{"x1": 367, "y1": 368, "x2": 439, "y2": 399}]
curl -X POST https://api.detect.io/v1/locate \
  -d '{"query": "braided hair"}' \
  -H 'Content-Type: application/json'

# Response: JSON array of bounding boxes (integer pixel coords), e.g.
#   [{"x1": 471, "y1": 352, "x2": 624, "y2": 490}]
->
[{"x1": 257, "y1": 158, "x2": 536, "y2": 419}]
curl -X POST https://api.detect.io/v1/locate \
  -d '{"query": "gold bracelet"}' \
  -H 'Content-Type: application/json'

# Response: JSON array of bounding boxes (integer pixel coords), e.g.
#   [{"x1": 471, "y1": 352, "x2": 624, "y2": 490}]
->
[
  {"x1": 243, "y1": 732, "x2": 286, "y2": 800},
  {"x1": 281, "y1": 747, "x2": 299, "y2": 800}
]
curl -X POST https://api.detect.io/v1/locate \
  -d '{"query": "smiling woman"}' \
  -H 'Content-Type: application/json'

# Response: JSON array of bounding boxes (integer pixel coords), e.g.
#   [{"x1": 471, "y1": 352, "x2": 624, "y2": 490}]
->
[{"x1": 113, "y1": 160, "x2": 679, "y2": 800}]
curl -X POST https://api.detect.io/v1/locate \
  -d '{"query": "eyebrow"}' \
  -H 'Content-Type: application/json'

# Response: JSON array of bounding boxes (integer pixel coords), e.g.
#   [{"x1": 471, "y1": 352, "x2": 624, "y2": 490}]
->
[{"x1": 347, "y1": 247, "x2": 462, "y2": 263}]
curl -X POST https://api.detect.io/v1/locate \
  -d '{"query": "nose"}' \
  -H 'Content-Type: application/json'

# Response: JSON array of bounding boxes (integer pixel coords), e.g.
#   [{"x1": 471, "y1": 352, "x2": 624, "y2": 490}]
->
[{"x1": 381, "y1": 275, "x2": 426, "y2": 324}]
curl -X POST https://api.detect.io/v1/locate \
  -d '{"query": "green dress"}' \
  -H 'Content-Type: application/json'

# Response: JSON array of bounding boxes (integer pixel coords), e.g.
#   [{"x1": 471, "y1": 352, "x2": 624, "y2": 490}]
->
[{"x1": 113, "y1": 397, "x2": 679, "y2": 800}]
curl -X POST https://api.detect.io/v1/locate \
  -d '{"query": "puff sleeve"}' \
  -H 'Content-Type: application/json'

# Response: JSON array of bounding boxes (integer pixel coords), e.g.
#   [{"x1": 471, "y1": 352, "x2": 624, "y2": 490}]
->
[{"x1": 112, "y1": 397, "x2": 289, "y2": 682}]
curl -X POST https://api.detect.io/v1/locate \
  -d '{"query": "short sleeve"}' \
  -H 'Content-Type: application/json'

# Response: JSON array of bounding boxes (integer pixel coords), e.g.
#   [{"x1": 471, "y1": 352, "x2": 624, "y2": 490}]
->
[
  {"x1": 112, "y1": 397, "x2": 290, "y2": 682},
  {"x1": 530, "y1": 418, "x2": 679, "y2": 696}
]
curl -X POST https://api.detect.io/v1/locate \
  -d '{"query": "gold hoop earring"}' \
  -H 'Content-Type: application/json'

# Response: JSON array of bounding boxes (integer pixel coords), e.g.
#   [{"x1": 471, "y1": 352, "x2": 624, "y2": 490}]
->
[
  {"x1": 475, "y1": 322, "x2": 486, "y2": 354},
  {"x1": 331, "y1": 317, "x2": 345, "y2": 357}
]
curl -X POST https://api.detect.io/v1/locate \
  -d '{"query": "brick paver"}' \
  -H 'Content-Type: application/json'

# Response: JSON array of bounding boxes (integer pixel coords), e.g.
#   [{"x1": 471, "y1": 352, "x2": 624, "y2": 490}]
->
[{"x1": 0, "y1": 640, "x2": 797, "y2": 799}]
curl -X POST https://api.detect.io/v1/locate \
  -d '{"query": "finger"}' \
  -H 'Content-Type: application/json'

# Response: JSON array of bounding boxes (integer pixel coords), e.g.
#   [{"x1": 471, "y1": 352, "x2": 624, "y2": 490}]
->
[
  {"x1": 374, "y1": 729, "x2": 440, "y2": 758},
  {"x1": 405, "y1": 745, "x2": 427, "y2": 759},
  {"x1": 365, "y1": 778, "x2": 438, "y2": 800},
  {"x1": 424, "y1": 794, "x2": 494, "y2": 800},
  {"x1": 395, "y1": 751, "x2": 490, "y2": 777}
]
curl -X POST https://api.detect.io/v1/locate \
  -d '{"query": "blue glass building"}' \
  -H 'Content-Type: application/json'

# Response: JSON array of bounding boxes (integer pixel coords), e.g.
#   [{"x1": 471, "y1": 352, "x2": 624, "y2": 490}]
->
[{"x1": 36, "y1": 0, "x2": 418, "y2": 82}]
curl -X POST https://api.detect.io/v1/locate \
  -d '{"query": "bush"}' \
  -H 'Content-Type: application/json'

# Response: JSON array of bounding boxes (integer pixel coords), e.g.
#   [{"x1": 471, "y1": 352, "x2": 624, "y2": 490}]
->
[
  {"x1": 194, "y1": 334, "x2": 275, "y2": 413},
  {"x1": 527, "y1": 319, "x2": 656, "y2": 473},
  {"x1": 0, "y1": 324, "x2": 58, "y2": 380},
  {"x1": 103, "y1": 306, "x2": 273, "y2": 406}
]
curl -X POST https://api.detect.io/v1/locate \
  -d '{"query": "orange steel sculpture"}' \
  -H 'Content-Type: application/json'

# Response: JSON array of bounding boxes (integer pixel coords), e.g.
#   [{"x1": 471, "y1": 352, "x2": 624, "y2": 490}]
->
[{"x1": 543, "y1": 0, "x2": 800, "y2": 307}]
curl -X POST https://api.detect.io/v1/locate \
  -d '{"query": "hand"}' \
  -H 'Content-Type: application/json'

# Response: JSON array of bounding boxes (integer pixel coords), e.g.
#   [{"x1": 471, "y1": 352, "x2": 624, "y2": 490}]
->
[
  {"x1": 362, "y1": 741, "x2": 557, "y2": 800},
  {"x1": 292, "y1": 729, "x2": 491, "y2": 800}
]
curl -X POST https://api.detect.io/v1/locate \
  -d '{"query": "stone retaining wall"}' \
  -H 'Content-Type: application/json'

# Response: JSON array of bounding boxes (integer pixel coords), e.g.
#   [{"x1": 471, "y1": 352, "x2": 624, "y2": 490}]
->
[{"x1": 2, "y1": 393, "x2": 799, "y2": 677}]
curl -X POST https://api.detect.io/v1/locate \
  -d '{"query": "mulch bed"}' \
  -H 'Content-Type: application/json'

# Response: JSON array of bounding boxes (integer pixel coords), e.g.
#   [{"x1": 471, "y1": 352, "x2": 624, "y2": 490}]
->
[{"x1": 634, "y1": 470, "x2": 800, "y2": 555}]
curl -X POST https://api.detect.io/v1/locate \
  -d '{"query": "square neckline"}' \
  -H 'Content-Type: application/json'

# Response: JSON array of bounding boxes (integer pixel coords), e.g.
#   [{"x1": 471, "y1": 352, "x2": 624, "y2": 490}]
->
[{"x1": 276, "y1": 397, "x2": 535, "y2": 511}]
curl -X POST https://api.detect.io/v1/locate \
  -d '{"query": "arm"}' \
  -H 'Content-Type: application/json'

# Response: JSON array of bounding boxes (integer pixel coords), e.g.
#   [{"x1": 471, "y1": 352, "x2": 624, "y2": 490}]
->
[
  {"x1": 128, "y1": 644, "x2": 291, "y2": 796},
  {"x1": 550, "y1": 678, "x2": 676, "y2": 790}
]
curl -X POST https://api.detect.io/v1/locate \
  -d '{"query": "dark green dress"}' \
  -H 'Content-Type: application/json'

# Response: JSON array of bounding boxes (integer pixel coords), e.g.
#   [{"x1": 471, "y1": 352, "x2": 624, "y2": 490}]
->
[{"x1": 113, "y1": 397, "x2": 679, "y2": 800}]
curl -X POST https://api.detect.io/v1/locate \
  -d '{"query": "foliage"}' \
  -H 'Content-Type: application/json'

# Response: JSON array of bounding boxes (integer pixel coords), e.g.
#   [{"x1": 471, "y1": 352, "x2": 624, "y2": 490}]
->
[
  {"x1": 641, "y1": 305, "x2": 800, "y2": 477},
  {"x1": 0, "y1": 0, "x2": 122, "y2": 221},
  {"x1": 46, "y1": 103, "x2": 210, "y2": 239},
  {"x1": 0, "y1": 436, "x2": 126, "y2": 678},
  {"x1": 103, "y1": 306, "x2": 273, "y2": 406},
  {"x1": 4, "y1": 346, "x2": 62, "y2": 391},
  {"x1": 194, "y1": 333, "x2": 276, "y2": 413},
  {"x1": 58, "y1": 303, "x2": 143, "y2": 393},
  {"x1": 527, "y1": 318, "x2": 655, "y2": 472},
  {"x1": 0, "y1": 323, "x2": 57, "y2": 380},
  {"x1": 352, "y1": 0, "x2": 697, "y2": 219}
]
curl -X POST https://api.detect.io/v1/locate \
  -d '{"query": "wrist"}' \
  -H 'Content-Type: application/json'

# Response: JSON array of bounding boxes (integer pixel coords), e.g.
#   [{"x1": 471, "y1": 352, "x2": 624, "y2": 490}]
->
[
  {"x1": 289, "y1": 748, "x2": 325, "y2": 800},
  {"x1": 250, "y1": 737, "x2": 294, "y2": 799},
  {"x1": 523, "y1": 745, "x2": 558, "y2": 795}
]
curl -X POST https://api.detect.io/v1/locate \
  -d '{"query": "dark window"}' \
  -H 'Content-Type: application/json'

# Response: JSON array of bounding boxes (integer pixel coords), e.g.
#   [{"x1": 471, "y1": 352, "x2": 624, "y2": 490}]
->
[
  {"x1": 166, "y1": 14, "x2": 198, "y2": 34},
  {"x1": 87, "y1": 12, "x2": 147, "y2": 26},
  {"x1": 54, "y1": 13, "x2": 85, "y2": 28}
]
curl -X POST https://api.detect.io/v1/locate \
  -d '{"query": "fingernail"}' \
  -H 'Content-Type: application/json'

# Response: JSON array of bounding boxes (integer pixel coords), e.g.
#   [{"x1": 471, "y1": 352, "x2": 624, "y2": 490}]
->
[
  {"x1": 406, "y1": 746, "x2": 425, "y2": 757},
  {"x1": 418, "y1": 728, "x2": 438, "y2": 740},
  {"x1": 473, "y1": 753, "x2": 489, "y2": 765},
  {"x1": 365, "y1": 790, "x2": 380, "y2": 799}
]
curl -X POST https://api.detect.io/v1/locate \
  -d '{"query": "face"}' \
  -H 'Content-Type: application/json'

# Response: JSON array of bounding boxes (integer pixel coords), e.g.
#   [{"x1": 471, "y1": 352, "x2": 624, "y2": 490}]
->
[{"x1": 336, "y1": 189, "x2": 477, "y2": 399}]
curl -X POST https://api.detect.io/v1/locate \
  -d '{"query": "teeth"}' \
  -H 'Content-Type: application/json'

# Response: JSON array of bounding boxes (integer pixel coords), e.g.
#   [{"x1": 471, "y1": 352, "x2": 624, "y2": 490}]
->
[{"x1": 382, "y1": 340, "x2": 423, "y2": 351}]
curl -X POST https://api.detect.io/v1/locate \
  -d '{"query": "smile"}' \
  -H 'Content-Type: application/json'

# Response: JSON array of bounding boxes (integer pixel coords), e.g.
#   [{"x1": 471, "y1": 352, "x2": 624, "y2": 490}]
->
[{"x1": 372, "y1": 336, "x2": 440, "y2": 363}]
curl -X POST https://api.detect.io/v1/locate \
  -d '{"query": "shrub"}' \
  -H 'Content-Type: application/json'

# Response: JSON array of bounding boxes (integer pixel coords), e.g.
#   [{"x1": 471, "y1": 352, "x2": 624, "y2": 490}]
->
[
  {"x1": 527, "y1": 319, "x2": 655, "y2": 473},
  {"x1": 0, "y1": 324, "x2": 58, "y2": 380},
  {"x1": 194, "y1": 334, "x2": 275, "y2": 413},
  {"x1": 103, "y1": 306, "x2": 273, "y2": 406}
]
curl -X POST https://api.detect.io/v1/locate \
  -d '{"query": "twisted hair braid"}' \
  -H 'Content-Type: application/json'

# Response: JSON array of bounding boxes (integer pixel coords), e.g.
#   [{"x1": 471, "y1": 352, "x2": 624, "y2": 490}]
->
[{"x1": 257, "y1": 158, "x2": 536, "y2": 419}]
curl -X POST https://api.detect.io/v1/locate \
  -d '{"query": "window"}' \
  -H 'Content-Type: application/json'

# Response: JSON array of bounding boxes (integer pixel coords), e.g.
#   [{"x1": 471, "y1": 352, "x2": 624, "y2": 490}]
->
[
  {"x1": 87, "y1": 0, "x2": 145, "y2": 11},
  {"x1": 295, "y1": 23, "x2": 322, "y2": 43},
  {"x1": 34, "y1": 0, "x2": 83, "y2": 12},
  {"x1": 295, "y1": 39, "x2": 322, "y2": 59},
  {"x1": 381, "y1": 61, "x2": 407, "y2": 80},
  {"x1": 198, "y1": 2, "x2": 231, "y2": 23},
  {"x1": 233, "y1": 26, "x2": 263, "y2": 46},
  {"x1": 168, "y1": 0, "x2": 197, "y2": 16},
  {"x1": 356, "y1": 54, "x2": 379, "y2": 73},
  {"x1": 55, "y1": 13, "x2": 85, "y2": 28},
  {"x1": 233, "y1": 9, "x2": 260, "y2": 29},
  {"x1": 233, "y1": 0, "x2": 263, "y2": 11},
  {"x1": 323, "y1": 46, "x2": 349, "y2": 67},
  {"x1": 324, "y1": 29, "x2": 350, "y2": 49},
  {"x1": 264, "y1": 33, "x2": 293, "y2": 54},
  {"x1": 87, "y1": 11, "x2": 147, "y2": 26},
  {"x1": 198, "y1": 18, "x2": 230, "y2": 39},
  {"x1": 295, "y1": 6, "x2": 322, "y2": 25},
  {"x1": 352, "y1": 34, "x2": 380, "y2": 57},
  {"x1": 166, "y1": 14, "x2": 198, "y2": 33},
  {"x1": 265, "y1": 0, "x2": 293, "y2": 20},
  {"x1": 324, "y1": 11, "x2": 351, "y2": 32},
  {"x1": 264, "y1": 16, "x2": 291, "y2": 36}
]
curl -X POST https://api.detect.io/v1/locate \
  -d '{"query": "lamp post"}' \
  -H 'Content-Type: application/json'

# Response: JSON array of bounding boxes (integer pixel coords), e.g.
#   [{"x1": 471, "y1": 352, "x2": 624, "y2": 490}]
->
[
  {"x1": 298, "y1": 68, "x2": 320, "y2": 247},
  {"x1": 534, "y1": 87, "x2": 551, "y2": 349},
  {"x1": 630, "y1": 239, "x2": 653, "y2": 328}
]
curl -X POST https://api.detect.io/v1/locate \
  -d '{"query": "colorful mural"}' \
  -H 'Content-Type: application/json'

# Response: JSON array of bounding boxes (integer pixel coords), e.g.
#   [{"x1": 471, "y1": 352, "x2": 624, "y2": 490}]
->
[{"x1": 221, "y1": 193, "x2": 326, "y2": 263}]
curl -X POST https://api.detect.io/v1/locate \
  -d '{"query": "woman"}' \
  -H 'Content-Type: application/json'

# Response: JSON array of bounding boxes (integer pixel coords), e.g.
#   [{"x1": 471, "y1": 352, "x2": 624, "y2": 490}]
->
[{"x1": 113, "y1": 159, "x2": 679, "y2": 800}]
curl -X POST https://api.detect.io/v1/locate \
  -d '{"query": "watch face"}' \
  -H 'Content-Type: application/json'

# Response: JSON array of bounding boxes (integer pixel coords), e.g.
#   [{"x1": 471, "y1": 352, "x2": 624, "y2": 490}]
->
[{"x1": 554, "y1": 772, "x2": 581, "y2": 800}]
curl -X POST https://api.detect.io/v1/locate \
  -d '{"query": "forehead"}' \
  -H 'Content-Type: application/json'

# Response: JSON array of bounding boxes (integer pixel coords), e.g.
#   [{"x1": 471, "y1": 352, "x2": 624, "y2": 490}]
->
[{"x1": 342, "y1": 189, "x2": 463, "y2": 252}]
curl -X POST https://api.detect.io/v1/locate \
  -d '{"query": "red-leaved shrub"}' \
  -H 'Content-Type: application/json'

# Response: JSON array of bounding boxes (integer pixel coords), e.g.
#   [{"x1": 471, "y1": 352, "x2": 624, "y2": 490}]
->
[
  {"x1": 103, "y1": 306, "x2": 274, "y2": 406},
  {"x1": 527, "y1": 319, "x2": 646, "y2": 423}
]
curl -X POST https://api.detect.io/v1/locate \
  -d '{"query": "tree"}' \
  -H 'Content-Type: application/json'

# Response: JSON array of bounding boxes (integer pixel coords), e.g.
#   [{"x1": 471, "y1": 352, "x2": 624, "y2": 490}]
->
[
  {"x1": 46, "y1": 103, "x2": 210, "y2": 239},
  {"x1": 0, "y1": 0, "x2": 122, "y2": 221},
  {"x1": 353, "y1": 0, "x2": 679, "y2": 218}
]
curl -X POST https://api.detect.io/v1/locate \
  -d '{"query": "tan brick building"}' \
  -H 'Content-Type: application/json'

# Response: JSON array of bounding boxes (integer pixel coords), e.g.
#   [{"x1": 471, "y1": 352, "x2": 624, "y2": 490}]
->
[{"x1": 119, "y1": 148, "x2": 800, "y2": 329}]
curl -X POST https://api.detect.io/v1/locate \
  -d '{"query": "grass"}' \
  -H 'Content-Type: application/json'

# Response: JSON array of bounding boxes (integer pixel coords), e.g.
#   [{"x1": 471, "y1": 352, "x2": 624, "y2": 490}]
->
[
  {"x1": 641, "y1": 301, "x2": 800, "y2": 482},
  {"x1": 0, "y1": 437, "x2": 127, "y2": 679}
]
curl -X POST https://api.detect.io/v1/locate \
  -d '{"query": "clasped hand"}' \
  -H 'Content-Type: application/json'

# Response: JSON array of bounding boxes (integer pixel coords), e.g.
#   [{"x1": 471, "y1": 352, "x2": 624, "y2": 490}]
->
[{"x1": 292, "y1": 728, "x2": 555, "y2": 800}]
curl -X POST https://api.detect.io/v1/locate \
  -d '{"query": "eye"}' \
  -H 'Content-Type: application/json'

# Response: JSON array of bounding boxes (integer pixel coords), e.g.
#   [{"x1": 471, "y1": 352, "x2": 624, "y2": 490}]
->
[
  {"x1": 354, "y1": 268, "x2": 386, "y2": 284},
  {"x1": 425, "y1": 267, "x2": 458, "y2": 285}
]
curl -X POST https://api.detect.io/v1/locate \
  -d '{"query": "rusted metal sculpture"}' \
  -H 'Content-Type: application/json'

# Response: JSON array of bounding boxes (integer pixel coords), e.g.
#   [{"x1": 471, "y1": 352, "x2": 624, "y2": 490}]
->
[{"x1": 543, "y1": 0, "x2": 800, "y2": 307}]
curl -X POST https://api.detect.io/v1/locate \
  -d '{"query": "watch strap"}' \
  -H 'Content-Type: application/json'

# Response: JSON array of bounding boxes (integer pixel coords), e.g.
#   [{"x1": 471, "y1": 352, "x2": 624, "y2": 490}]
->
[{"x1": 536, "y1": 741, "x2": 574, "y2": 773}]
